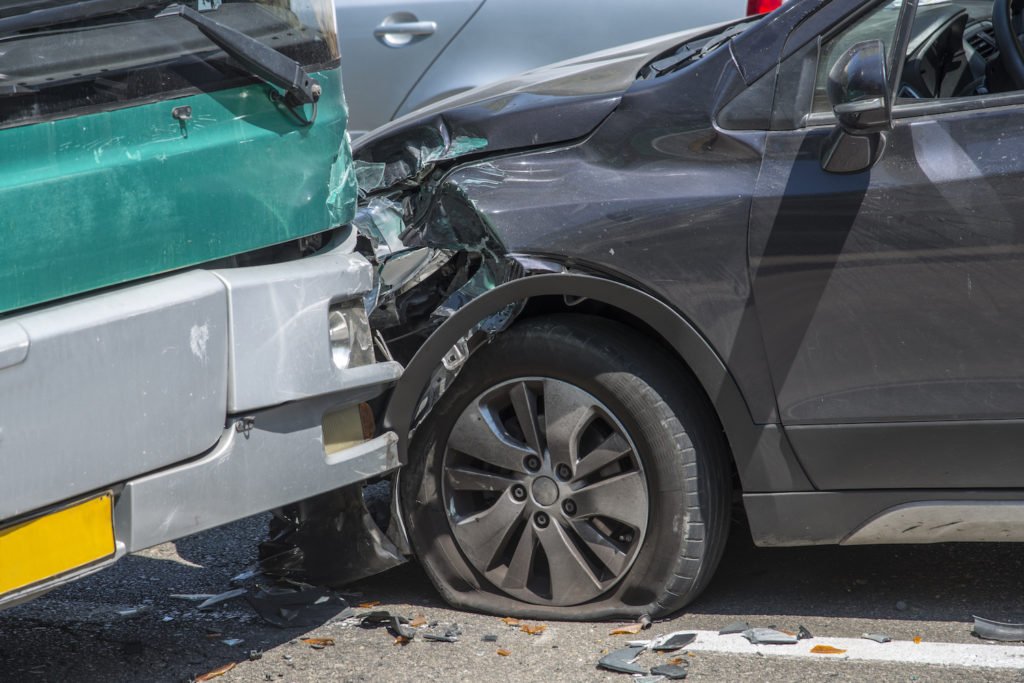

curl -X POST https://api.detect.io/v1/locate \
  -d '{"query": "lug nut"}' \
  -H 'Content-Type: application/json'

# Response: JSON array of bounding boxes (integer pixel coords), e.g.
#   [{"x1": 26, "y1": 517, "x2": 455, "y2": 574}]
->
[
  {"x1": 511, "y1": 485, "x2": 527, "y2": 501},
  {"x1": 562, "y1": 499, "x2": 576, "y2": 516},
  {"x1": 534, "y1": 512, "x2": 550, "y2": 528},
  {"x1": 556, "y1": 464, "x2": 572, "y2": 480},
  {"x1": 525, "y1": 455, "x2": 541, "y2": 472}
]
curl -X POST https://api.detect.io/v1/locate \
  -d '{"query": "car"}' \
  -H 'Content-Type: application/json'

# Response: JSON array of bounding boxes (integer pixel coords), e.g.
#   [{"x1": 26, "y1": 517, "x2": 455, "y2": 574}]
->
[
  {"x1": 344, "y1": 0, "x2": 1024, "y2": 620},
  {"x1": 335, "y1": 0, "x2": 776, "y2": 135}
]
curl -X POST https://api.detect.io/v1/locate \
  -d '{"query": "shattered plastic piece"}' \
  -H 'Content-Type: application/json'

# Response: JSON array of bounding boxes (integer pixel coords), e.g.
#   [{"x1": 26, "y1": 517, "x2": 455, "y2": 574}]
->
[
  {"x1": 634, "y1": 677, "x2": 667, "y2": 683},
  {"x1": 650, "y1": 662, "x2": 690, "y2": 680},
  {"x1": 248, "y1": 650, "x2": 263, "y2": 661},
  {"x1": 973, "y1": 616, "x2": 1024, "y2": 642},
  {"x1": 520, "y1": 624, "x2": 547, "y2": 636},
  {"x1": 198, "y1": 588, "x2": 248, "y2": 611},
  {"x1": 195, "y1": 662, "x2": 237, "y2": 682},
  {"x1": 394, "y1": 636, "x2": 412, "y2": 646},
  {"x1": 742, "y1": 628, "x2": 798, "y2": 645},
  {"x1": 610, "y1": 623, "x2": 646, "y2": 635},
  {"x1": 810, "y1": 645, "x2": 847, "y2": 655},
  {"x1": 352, "y1": 198, "x2": 409, "y2": 258},
  {"x1": 171, "y1": 594, "x2": 217, "y2": 602},
  {"x1": 914, "y1": 636, "x2": 923, "y2": 644},
  {"x1": 650, "y1": 632, "x2": 697, "y2": 652},
  {"x1": 597, "y1": 647, "x2": 648, "y2": 675},
  {"x1": 301, "y1": 638, "x2": 335, "y2": 649},
  {"x1": 497, "y1": 648, "x2": 511, "y2": 656},
  {"x1": 246, "y1": 585, "x2": 352, "y2": 628},
  {"x1": 114, "y1": 606, "x2": 149, "y2": 619},
  {"x1": 862, "y1": 633, "x2": 892, "y2": 643},
  {"x1": 358, "y1": 601, "x2": 382, "y2": 609},
  {"x1": 501, "y1": 617, "x2": 521, "y2": 626},
  {"x1": 230, "y1": 567, "x2": 262, "y2": 585},
  {"x1": 797, "y1": 625, "x2": 814, "y2": 640},
  {"x1": 482, "y1": 635, "x2": 498, "y2": 642},
  {"x1": 220, "y1": 639, "x2": 244, "y2": 647},
  {"x1": 423, "y1": 633, "x2": 458, "y2": 643},
  {"x1": 718, "y1": 621, "x2": 751, "y2": 635},
  {"x1": 410, "y1": 615, "x2": 427, "y2": 628}
]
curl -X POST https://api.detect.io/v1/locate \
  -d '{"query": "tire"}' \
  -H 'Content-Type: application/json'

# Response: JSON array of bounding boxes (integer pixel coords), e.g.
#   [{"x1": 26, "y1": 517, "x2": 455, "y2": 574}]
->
[{"x1": 401, "y1": 314, "x2": 731, "y2": 619}]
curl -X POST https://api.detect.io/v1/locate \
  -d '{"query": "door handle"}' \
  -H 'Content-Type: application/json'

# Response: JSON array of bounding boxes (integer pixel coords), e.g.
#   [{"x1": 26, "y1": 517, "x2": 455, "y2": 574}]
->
[
  {"x1": 373, "y1": 20, "x2": 437, "y2": 37},
  {"x1": 374, "y1": 13, "x2": 437, "y2": 47}
]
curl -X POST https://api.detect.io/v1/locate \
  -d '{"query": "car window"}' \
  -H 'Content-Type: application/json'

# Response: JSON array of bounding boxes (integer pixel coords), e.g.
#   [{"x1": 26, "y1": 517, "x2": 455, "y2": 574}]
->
[
  {"x1": 0, "y1": 0, "x2": 338, "y2": 130},
  {"x1": 811, "y1": 1, "x2": 906, "y2": 113}
]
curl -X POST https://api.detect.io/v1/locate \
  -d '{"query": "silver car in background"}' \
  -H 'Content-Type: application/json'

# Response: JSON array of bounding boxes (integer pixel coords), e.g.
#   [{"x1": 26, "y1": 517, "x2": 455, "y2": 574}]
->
[{"x1": 336, "y1": 0, "x2": 775, "y2": 136}]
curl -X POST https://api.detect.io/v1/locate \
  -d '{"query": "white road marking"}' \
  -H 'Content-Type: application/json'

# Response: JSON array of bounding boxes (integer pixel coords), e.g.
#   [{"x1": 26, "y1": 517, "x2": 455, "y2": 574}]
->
[{"x1": 680, "y1": 630, "x2": 1024, "y2": 670}]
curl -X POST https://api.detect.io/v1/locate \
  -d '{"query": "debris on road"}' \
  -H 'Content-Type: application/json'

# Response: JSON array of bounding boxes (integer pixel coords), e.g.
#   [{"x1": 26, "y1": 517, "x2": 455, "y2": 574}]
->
[
  {"x1": 650, "y1": 662, "x2": 689, "y2": 679},
  {"x1": 301, "y1": 637, "x2": 335, "y2": 649},
  {"x1": 194, "y1": 662, "x2": 237, "y2": 682},
  {"x1": 797, "y1": 625, "x2": 813, "y2": 640},
  {"x1": 500, "y1": 617, "x2": 520, "y2": 625},
  {"x1": 220, "y1": 638, "x2": 244, "y2": 647},
  {"x1": 627, "y1": 631, "x2": 697, "y2": 653},
  {"x1": 810, "y1": 645, "x2": 847, "y2": 655},
  {"x1": 358, "y1": 600, "x2": 382, "y2": 609},
  {"x1": 598, "y1": 646, "x2": 648, "y2": 675},
  {"x1": 718, "y1": 621, "x2": 751, "y2": 635},
  {"x1": 246, "y1": 584, "x2": 352, "y2": 628},
  {"x1": 170, "y1": 594, "x2": 217, "y2": 602},
  {"x1": 247, "y1": 650, "x2": 263, "y2": 661},
  {"x1": 610, "y1": 623, "x2": 646, "y2": 635},
  {"x1": 862, "y1": 633, "x2": 892, "y2": 643},
  {"x1": 741, "y1": 628, "x2": 799, "y2": 645},
  {"x1": 520, "y1": 623, "x2": 546, "y2": 635},
  {"x1": 482, "y1": 635, "x2": 499, "y2": 642},
  {"x1": 497, "y1": 648, "x2": 511, "y2": 656},
  {"x1": 914, "y1": 636, "x2": 923, "y2": 644},
  {"x1": 198, "y1": 589, "x2": 248, "y2": 611},
  {"x1": 973, "y1": 616, "x2": 1024, "y2": 642},
  {"x1": 410, "y1": 615, "x2": 427, "y2": 628}
]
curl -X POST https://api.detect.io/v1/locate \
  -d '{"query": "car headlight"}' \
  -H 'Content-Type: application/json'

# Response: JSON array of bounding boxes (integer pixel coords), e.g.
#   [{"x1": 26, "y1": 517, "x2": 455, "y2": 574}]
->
[{"x1": 328, "y1": 303, "x2": 375, "y2": 369}]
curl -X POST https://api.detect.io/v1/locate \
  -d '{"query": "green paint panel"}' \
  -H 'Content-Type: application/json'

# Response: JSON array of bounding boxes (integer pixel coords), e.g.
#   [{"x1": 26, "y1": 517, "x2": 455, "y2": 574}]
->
[{"x1": 0, "y1": 70, "x2": 358, "y2": 315}]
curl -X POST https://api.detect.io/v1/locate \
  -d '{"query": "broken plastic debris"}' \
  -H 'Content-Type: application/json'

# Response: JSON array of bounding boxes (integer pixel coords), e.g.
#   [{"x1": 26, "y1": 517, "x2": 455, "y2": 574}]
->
[
  {"x1": 742, "y1": 628, "x2": 798, "y2": 645},
  {"x1": 358, "y1": 600, "x2": 382, "y2": 609},
  {"x1": 650, "y1": 632, "x2": 696, "y2": 652},
  {"x1": 114, "y1": 606, "x2": 150, "y2": 619},
  {"x1": 718, "y1": 621, "x2": 751, "y2": 635},
  {"x1": 246, "y1": 584, "x2": 352, "y2": 628},
  {"x1": 394, "y1": 635, "x2": 412, "y2": 646},
  {"x1": 973, "y1": 616, "x2": 1024, "y2": 642},
  {"x1": 301, "y1": 638, "x2": 335, "y2": 649},
  {"x1": 862, "y1": 633, "x2": 892, "y2": 643},
  {"x1": 650, "y1": 662, "x2": 689, "y2": 680},
  {"x1": 410, "y1": 615, "x2": 427, "y2": 628},
  {"x1": 248, "y1": 649, "x2": 263, "y2": 661},
  {"x1": 497, "y1": 648, "x2": 511, "y2": 656},
  {"x1": 597, "y1": 646, "x2": 648, "y2": 675},
  {"x1": 634, "y1": 677, "x2": 667, "y2": 683},
  {"x1": 520, "y1": 623, "x2": 547, "y2": 636},
  {"x1": 610, "y1": 623, "x2": 646, "y2": 635},
  {"x1": 500, "y1": 617, "x2": 521, "y2": 625},
  {"x1": 913, "y1": 636, "x2": 923, "y2": 644},
  {"x1": 424, "y1": 633, "x2": 459, "y2": 643},
  {"x1": 482, "y1": 635, "x2": 498, "y2": 642},
  {"x1": 810, "y1": 645, "x2": 847, "y2": 655},
  {"x1": 797, "y1": 625, "x2": 814, "y2": 640},
  {"x1": 170, "y1": 593, "x2": 217, "y2": 602},
  {"x1": 195, "y1": 662, "x2": 237, "y2": 682},
  {"x1": 230, "y1": 567, "x2": 261, "y2": 585},
  {"x1": 220, "y1": 639, "x2": 244, "y2": 647},
  {"x1": 198, "y1": 588, "x2": 247, "y2": 611}
]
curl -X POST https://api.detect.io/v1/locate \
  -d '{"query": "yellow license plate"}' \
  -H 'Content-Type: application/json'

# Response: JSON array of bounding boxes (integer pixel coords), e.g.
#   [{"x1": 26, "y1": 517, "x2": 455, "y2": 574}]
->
[{"x1": 0, "y1": 492, "x2": 115, "y2": 596}]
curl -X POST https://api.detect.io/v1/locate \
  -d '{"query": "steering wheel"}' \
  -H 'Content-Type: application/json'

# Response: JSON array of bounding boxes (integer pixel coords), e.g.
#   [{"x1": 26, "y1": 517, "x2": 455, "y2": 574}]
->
[{"x1": 993, "y1": 0, "x2": 1024, "y2": 88}]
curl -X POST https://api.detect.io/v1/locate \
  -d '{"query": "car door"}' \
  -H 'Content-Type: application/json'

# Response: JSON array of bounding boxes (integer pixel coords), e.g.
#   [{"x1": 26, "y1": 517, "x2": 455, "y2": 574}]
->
[
  {"x1": 336, "y1": 0, "x2": 485, "y2": 135},
  {"x1": 749, "y1": 0, "x2": 1024, "y2": 489},
  {"x1": 395, "y1": 0, "x2": 748, "y2": 119}
]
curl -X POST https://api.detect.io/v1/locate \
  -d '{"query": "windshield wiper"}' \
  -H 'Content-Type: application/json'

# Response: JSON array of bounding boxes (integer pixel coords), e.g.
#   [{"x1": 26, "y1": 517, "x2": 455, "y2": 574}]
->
[
  {"x1": 158, "y1": 4, "x2": 319, "y2": 106},
  {"x1": 0, "y1": 0, "x2": 160, "y2": 36}
]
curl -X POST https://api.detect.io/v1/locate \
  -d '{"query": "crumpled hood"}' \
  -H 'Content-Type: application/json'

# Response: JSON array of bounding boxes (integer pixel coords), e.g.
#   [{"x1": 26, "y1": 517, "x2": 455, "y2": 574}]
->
[{"x1": 353, "y1": 22, "x2": 733, "y2": 165}]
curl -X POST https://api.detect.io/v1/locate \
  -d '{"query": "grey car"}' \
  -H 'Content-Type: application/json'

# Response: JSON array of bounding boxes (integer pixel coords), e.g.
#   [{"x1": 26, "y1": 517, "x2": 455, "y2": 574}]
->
[{"x1": 335, "y1": 0, "x2": 761, "y2": 135}]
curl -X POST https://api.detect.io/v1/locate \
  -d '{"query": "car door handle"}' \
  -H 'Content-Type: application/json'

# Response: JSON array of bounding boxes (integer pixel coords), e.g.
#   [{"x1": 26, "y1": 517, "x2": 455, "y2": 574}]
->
[{"x1": 373, "y1": 20, "x2": 437, "y2": 38}]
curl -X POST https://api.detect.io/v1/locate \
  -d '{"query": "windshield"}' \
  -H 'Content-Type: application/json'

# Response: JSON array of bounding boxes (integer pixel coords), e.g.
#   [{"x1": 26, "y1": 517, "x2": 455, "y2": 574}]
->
[{"x1": 0, "y1": 1, "x2": 338, "y2": 128}]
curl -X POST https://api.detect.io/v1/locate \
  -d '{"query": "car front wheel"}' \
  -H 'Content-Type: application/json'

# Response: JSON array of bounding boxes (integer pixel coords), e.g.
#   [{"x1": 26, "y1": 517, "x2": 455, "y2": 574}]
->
[{"x1": 401, "y1": 314, "x2": 731, "y2": 619}]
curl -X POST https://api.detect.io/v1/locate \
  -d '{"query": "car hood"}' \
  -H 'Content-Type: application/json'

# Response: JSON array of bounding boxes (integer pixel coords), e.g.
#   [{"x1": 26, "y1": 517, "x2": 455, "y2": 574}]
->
[{"x1": 352, "y1": 21, "x2": 736, "y2": 165}]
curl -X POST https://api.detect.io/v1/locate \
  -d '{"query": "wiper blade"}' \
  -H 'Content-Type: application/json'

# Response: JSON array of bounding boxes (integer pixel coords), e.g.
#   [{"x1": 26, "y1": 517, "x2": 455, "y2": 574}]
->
[
  {"x1": 0, "y1": 0, "x2": 159, "y2": 36},
  {"x1": 158, "y1": 4, "x2": 319, "y2": 105}
]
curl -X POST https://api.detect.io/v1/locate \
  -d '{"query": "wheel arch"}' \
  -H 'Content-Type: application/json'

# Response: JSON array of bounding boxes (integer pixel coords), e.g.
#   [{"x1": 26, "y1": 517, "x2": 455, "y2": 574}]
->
[{"x1": 383, "y1": 272, "x2": 809, "y2": 495}]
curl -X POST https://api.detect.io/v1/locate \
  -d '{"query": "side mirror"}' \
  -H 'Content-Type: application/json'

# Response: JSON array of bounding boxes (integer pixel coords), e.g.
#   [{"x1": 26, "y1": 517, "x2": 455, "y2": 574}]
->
[{"x1": 821, "y1": 39, "x2": 892, "y2": 173}]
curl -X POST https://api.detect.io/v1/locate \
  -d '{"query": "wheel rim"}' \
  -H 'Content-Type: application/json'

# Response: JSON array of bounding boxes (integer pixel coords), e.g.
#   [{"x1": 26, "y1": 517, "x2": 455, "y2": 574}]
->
[{"x1": 441, "y1": 377, "x2": 649, "y2": 606}]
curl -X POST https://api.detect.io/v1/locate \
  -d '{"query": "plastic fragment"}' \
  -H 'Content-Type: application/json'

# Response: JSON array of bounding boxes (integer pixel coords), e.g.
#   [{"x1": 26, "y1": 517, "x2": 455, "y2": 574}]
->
[
  {"x1": 423, "y1": 633, "x2": 458, "y2": 643},
  {"x1": 497, "y1": 648, "x2": 512, "y2": 656},
  {"x1": 195, "y1": 662, "x2": 236, "y2": 682},
  {"x1": 914, "y1": 636, "x2": 923, "y2": 644},
  {"x1": 634, "y1": 677, "x2": 667, "y2": 683},
  {"x1": 610, "y1": 623, "x2": 645, "y2": 635},
  {"x1": 482, "y1": 635, "x2": 499, "y2": 642},
  {"x1": 410, "y1": 615, "x2": 427, "y2": 628},
  {"x1": 597, "y1": 646, "x2": 647, "y2": 675},
  {"x1": 501, "y1": 617, "x2": 521, "y2": 625},
  {"x1": 973, "y1": 616, "x2": 1024, "y2": 642},
  {"x1": 650, "y1": 662, "x2": 690, "y2": 680},
  {"x1": 651, "y1": 632, "x2": 697, "y2": 652},
  {"x1": 718, "y1": 621, "x2": 751, "y2": 635},
  {"x1": 248, "y1": 650, "x2": 263, "y2": 661},
  {"x1": 247, "y1": 585, "x2": 352, "y2": 628},
  {"x1": 220, "y1": 639, "x2": 244, "y2": 647},
  {"x1": 198, "y1": 588, "x2": 247, "y2": 611},
  {"x1": 358, "y1": 600, "x2": 382, "y2": 609},
  {"x1": 229, "y1": 567, "x2": 261, "y2": 585},
  {"x1": 301, "y1": 638, "x2": 335, "y2": 649},
  {"x1": 862, "y1": 633, "x2": 892, "y2": 643},
  {"x1": 170, "y1": 593, "x2": 217, "y2": 602},
  {"x1": 742, "y1": 628, "x2": 798, "y2": 645},
  {"x1": 520, "y1": 623, "x2": 547, "y2": 636},
  {"x1": 394, "y1": 636, "x2": 411, "y2": 646},
  {"x1": 810, "y1": 645, "x2": 847, "y2": 655},
  {"x1": 797, "y1": 625, "x2": 814, "y2": 640},
  {"x1": 114, "y1": 606, "x2": 150, "y2": 619}
]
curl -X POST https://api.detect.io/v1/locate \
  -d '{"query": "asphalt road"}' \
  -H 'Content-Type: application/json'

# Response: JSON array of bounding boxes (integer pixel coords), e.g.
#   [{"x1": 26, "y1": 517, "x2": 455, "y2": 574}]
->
[{"x1": 3, "y1": 511, "x2": 1024, "y2": 682}]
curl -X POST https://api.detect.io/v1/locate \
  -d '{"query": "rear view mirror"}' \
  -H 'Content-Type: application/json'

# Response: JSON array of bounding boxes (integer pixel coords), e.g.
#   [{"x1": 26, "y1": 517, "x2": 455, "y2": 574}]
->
[
  {"x1": 827, "y1": 39, "x2": 892, "y2": 134},
  {"x1": 820, "y1": 39, "x2": 891, "y2": 173}
]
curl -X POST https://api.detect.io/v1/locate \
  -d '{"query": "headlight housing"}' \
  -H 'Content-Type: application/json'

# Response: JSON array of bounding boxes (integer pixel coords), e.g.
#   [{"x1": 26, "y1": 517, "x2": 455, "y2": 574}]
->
[{"x1": 328, "y1": 303, "x2": 375, "y2": 369}]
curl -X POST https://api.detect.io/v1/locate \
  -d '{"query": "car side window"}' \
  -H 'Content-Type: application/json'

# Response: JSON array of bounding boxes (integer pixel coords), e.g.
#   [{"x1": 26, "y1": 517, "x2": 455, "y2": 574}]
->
[{"x1": 811, "y1": 1, "x2": 906, "y2": 113}]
